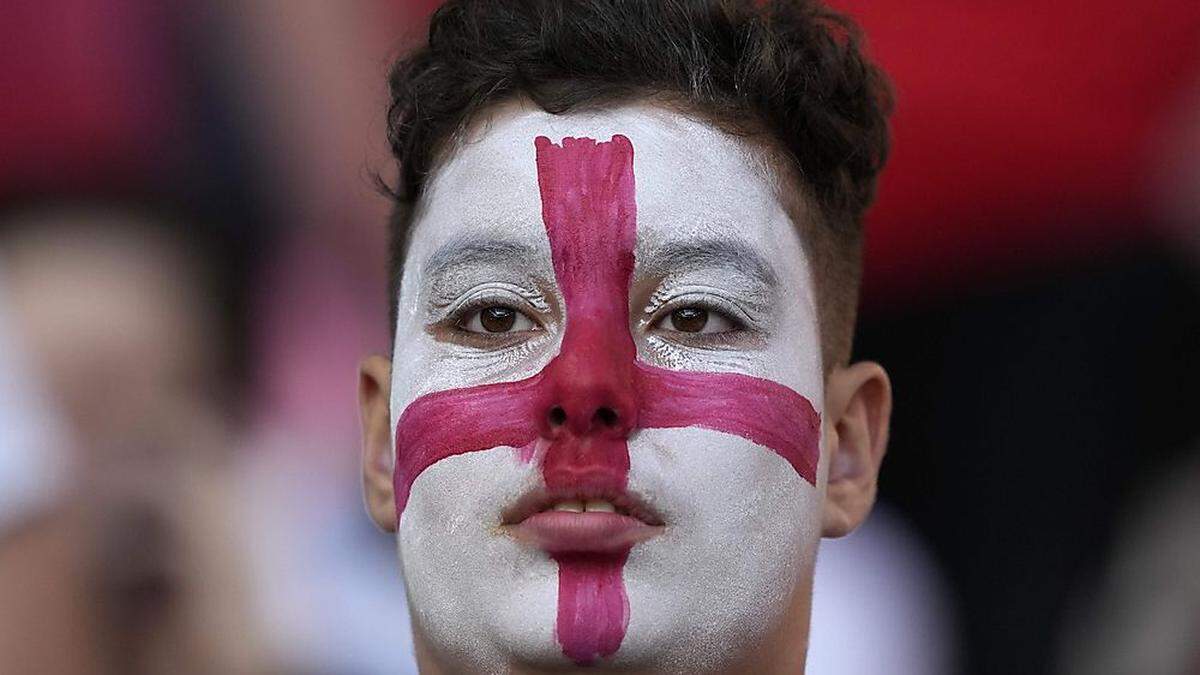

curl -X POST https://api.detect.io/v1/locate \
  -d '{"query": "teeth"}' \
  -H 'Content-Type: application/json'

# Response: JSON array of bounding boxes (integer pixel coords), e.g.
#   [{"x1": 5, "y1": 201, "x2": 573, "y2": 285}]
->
[
  {"x1": 585, "y1": 500, "x2": 616, "y2": 513},
  {"x1": 551, "y1": 500, "x2": 584, "y2": 513},
  {"x1": 546, "y1": 499, "x2": 617, "y2": 513}
]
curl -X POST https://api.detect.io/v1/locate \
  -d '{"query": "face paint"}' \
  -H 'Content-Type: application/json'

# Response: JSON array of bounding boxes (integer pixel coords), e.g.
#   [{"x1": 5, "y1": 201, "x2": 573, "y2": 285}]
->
[{"x1": 391, "y1": 104, "x2": 826, "y2": 672}]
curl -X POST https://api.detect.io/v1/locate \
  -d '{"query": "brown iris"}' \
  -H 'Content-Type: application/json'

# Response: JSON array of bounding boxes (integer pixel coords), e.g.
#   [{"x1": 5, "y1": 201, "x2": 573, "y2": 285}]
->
[
  {"x1": 479, "y1": 306, "x2": 517, "y2": 332},
  {"x1": 670, "y1": 307, "x2": 709, "y2": 333}
]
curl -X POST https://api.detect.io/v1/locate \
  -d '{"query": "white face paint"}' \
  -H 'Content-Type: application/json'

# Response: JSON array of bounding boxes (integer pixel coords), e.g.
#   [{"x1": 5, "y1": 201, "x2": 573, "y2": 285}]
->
[{"x1": 390, "y1": 102, "x2": 827, "y2": 673}]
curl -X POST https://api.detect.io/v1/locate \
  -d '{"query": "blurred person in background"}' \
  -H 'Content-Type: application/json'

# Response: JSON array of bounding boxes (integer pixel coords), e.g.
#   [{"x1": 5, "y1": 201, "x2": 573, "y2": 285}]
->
[
  {"x1": 1, "y1": 0, "x2": 413, "y2": 669},
  {"x1": 0, "y1": 203, "x2": 275, "y2": 674}
]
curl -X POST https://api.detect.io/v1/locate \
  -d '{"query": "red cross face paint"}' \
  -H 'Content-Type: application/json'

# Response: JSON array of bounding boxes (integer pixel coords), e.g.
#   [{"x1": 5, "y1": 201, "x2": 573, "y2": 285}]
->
[{"x1": 390, "y1": 103, "x2": 827, "y2": 672}]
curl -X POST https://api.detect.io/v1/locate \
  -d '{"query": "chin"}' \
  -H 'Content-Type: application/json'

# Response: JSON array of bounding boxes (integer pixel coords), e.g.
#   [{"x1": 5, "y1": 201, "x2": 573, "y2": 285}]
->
[{"x1": 398, "y1": 427, "x2": 821, "y2": 673}]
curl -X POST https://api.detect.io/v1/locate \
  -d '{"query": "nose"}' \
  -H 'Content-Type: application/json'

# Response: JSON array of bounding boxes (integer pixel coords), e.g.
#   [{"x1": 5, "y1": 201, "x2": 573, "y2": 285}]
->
[
  {"x1": 546, "y1": 401, "x2": 628, "y2": 436},
  {"x1": 537, "y1": 360, "x2": 637, "y2": 490},
  {"x1": 539, "y1": 363, "x2": 637, "y2": 439}
]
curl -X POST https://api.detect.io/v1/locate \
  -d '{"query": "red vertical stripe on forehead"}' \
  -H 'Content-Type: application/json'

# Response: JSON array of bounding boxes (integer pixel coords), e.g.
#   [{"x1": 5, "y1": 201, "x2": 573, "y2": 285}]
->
[{"x1": 535, "y1": 135, "x2": 637, "y2": 310}]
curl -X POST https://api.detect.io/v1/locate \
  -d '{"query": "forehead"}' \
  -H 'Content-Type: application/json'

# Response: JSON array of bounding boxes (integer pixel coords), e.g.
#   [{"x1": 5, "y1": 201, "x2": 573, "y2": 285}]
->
[{"x1": 407, "y1": 101, "x2": 806, "y2": 275}]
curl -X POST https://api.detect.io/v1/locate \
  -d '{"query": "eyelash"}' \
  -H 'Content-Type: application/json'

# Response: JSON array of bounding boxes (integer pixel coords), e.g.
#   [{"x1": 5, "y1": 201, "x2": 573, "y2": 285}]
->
[
  {"x1": 647, "y1": 301, "x2": 750, "y2": 349},
  {"x1": 438, "y1": 289, "x2": 755, "y2": 348},
  {"x1": 648, "y1": 291, "x2": 753, "y2": 329},
  {"x1": 445, "y1": 294, "x2": 544, "y2": 338}
]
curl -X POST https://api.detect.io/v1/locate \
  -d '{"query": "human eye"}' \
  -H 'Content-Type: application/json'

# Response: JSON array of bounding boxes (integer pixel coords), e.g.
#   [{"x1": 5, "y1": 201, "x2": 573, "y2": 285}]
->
[
  {"x1": 646, "y1": 288, "x2": 755, "y2": 343},
  {"x1": 435, "y1": 282, "x2": 548, "y2": 348},
  {"x1": 653, "y1": 305, "x2": 740, "y2": 334},
  {"x1": 457, "y1": 304, "x2": 539, "y2": 334}
]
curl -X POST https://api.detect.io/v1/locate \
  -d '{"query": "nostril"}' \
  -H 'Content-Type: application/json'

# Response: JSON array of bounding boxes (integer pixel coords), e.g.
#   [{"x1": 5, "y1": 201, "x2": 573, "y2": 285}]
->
[
  {"x1": 594, "y1": 407, "x2": 619, "y2": 427},
  {"x1": 548, "y1": 406, "x2": 567, "y2": 427}
]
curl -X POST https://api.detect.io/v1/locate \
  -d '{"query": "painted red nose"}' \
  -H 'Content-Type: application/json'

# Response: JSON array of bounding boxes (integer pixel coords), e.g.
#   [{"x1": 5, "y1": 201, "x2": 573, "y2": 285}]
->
[
  {"x1": 544, "y1": 396, "x2": 634, "y2": 439},
  {"x1": 540, "y1": 353, "x2": 638, "y2": 440},
  {"x1": 536, "y1": 332, "x2": 638, "y2": 492}
]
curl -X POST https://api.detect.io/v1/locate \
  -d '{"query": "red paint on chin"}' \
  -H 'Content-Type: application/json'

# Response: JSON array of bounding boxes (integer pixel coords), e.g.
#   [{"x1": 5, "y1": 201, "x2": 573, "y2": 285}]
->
[
  {"x1": 553, "y1": 550, "x2": 631, "y2": 667},
  {"x1": 393, "y1": 134, "x2": 821, "y2": 666}
]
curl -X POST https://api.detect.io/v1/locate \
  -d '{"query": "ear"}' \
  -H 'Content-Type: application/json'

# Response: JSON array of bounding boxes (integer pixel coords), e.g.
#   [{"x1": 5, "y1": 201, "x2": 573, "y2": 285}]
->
[
  {"x1": 821, "y1": 361, "x2": 892, "y2": 538},
  {"x1": 359, "y1": 355, "x2": 397, "y2": 532}
]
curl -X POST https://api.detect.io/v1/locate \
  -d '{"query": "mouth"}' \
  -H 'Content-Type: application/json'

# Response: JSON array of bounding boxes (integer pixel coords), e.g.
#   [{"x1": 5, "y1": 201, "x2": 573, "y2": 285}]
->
[{"x1": 502, "y1": 488, "x2": 665, "y2": 555}]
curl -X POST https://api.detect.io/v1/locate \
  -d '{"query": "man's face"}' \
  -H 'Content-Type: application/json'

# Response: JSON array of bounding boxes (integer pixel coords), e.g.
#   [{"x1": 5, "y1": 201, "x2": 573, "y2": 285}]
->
[{"x1": 389, "y1": 103, "x2": 827, "y2": 672}]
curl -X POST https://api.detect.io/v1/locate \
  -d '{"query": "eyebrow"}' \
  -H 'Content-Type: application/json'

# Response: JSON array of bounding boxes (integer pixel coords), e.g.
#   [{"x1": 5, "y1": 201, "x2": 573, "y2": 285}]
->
[
  {"x1": 642, "y1": 238, "x2": 779, "y2": 288},
  {"x1": 423, "y1": 235, "x2": 541, "y2": 282},
  {"x1": 423, "y1": 234, "x2": 777, "y2": 293}
]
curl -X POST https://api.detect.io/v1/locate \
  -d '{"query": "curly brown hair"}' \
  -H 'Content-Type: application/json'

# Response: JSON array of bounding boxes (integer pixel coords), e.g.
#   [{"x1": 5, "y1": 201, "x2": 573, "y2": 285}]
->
[{"x1": 384, "y1": 0, "x2": 892, "y2": 365}]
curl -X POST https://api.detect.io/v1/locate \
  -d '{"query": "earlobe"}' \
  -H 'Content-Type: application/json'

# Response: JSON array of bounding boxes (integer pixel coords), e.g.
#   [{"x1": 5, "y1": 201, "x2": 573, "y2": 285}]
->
[
  {"x1": 821, "y1": 361, "x2": 892, "y2": 538},
  {"x1": 360, "y1": 355, "x2": 397, "y2": 532}
]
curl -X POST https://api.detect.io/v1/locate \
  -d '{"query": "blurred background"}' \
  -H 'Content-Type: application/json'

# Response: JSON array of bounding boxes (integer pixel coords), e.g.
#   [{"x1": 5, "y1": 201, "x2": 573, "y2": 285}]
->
[{"x1": 0, "y1": 1, "x2": 1197, "y2": 673}]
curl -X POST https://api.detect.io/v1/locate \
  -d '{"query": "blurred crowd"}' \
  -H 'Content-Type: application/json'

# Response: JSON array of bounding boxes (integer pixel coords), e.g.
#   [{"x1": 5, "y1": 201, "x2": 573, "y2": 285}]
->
[{"x1": 1, "y1": 2, "x2": 1197, "y2": 674}]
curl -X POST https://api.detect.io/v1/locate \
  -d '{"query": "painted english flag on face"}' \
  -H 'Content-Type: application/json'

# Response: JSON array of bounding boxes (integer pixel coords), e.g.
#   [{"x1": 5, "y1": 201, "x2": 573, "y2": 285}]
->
[{"x1": 393, "y1": 134, "x2": 821, "y2": 664}]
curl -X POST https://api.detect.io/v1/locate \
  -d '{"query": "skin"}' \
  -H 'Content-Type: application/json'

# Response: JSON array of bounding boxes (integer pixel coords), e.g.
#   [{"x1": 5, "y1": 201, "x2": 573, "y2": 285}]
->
[{"x1": 361, "y1": 100, "x2": 891, "y2": 674}]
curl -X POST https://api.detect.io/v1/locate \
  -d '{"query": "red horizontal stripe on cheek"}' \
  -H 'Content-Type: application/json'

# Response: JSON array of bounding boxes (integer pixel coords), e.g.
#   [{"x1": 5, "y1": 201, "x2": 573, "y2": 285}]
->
[{"x1": 635, "y1": 363, "x2": 820, "y2": 485}]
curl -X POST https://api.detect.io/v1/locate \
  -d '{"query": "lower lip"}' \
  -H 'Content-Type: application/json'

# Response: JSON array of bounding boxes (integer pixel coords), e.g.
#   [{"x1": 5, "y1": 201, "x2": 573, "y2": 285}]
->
[{"x1": 507, "y1": 511, "x2": 663, "y2": 554}]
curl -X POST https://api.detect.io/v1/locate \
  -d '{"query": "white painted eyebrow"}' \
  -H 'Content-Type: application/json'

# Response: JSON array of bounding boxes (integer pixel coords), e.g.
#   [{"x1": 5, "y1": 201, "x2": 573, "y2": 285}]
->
[
  {"x1": 641, "y1": 238, "x2": 779, "y2": 289},
  {"x1": 423, "y1": 235, "x2": 778, "y2": 293},
  {"x1": 423, "y1": 235, "x2": 540, "y2": 281}
]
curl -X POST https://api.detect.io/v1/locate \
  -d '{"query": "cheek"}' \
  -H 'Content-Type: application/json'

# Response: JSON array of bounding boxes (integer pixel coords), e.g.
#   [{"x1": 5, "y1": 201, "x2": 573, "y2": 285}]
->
[
  {"x1": 628, "y1": 426, "x2": 819, "y2": 561},
  {"x1": 398, "y1": 447, "x2": 562, "y2": 659},
  {"x1": 388, "y1": 318, "x2": 563, "y2": 446},
  {"x1": 617, "y1": 428, "x2": 819, "y2": 662}
]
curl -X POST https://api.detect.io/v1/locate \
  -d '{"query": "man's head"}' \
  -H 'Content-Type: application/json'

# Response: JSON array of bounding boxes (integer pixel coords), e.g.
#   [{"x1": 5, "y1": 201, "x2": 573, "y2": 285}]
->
[{"x1": 360, "y1": 1, "x2": 893, "y2": 672}]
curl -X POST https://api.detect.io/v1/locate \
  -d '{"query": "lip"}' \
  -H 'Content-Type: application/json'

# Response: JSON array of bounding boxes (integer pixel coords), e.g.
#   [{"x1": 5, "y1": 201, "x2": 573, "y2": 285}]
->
[{"x1": 502, "y1": 489, "x2": 665, "y2": 554}]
